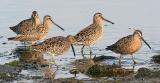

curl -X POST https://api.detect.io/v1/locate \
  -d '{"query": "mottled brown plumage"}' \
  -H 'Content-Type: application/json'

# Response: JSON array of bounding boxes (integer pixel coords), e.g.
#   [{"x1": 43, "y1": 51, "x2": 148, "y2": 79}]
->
[
  {"x1": 9, "y1": 11, "x2": 41, "y2": 34},
  {"x1": 8, "y1": 15, "x2": 64, "y2": 44},
  {"x1": 33, "y1": 35, "x2": 76, "y2": 55},
  {"x1": 74, "y1": 12, "x2": 114, "y2": 58},
  {"x1": 106, "y1": 30, "x2": 151, "y2": 64},
  {"x1": 32, "y1": 35, "x2": 76, "y2": 68}
]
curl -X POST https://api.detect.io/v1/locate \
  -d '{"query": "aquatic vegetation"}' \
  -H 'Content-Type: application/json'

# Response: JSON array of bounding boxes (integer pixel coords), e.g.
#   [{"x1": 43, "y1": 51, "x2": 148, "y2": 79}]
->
[
  {"x1": 0, "y1": 65, "x2": 21, "y2": 81},
  {"x1": 72, "y1": 59, "x2": 134, "y2": 77},
  {"x1": 86, "y1": 64, "x2": 134, "y2": 77},
  {"x1": 135, "y1": 67, "x2": 160, "y2": 78},
  {"x1": 0, "y1": 72, "x2": 15, "y2": 81},
  {"x1": 5, "y1": 60, "x2": 21, "y2": 67},
  {"x1": 135, "y1": 68, "x2": 151, "y2": 78}
]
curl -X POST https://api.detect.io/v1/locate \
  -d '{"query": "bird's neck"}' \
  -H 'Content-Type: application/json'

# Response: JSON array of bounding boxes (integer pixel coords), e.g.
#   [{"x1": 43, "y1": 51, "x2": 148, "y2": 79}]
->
[
  {"x1": 43, "y1": 20, "x2": 52, "y2": 28},
  {"x1": 34, "y1": 17, "x2": 41, "y2": 26},
  {"x1": 67, "y1": 38, "x2": 74, "y2": 44},
  {"x1": 133, "y1": 34, "x2": 141, "y2": 41},
  {"x1": 93, "y1": 19, "x2": 104, "y2": 27}
]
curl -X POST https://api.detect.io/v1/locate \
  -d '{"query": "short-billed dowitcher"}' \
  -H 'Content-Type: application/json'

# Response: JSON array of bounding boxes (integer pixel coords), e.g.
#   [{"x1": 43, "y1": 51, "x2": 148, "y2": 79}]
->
[
  {"x1": 74, "y1": 12, "x2": 114, "y2": 58},
  {"x1": 32, "y1": 35, "x2": 76, "y2": 68},
  {"x1": 8, "y1": 15, "x2": 64, "y2": 44},
  {"x1": 106, "y1": 30, "x2": 151, "y2": 65},
  {"x1": 9, "y1": 11, "x2": 41, "y2": 34}
]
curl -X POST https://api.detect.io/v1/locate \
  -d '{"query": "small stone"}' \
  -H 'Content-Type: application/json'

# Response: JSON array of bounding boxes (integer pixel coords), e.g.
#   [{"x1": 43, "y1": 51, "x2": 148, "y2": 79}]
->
[
  {"x1": 135, "y1": 68, "x2": 151, "y2": 78},
  {"x1": 93, "y1": 55, "x2": 118, "y2": 62},
  {"x1": 152, "y1": 55, "x2": 160, "y2": 64},
  {"x1": 2, "y1": 42, "x2": 7, "y2": 45}
]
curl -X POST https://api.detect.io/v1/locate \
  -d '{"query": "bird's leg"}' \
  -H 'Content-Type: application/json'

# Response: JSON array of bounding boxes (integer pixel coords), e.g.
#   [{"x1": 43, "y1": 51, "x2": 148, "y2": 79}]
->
[
  {"x1": 89, "y1": 46, "x2": 93, "y2": 59},
  {"x1": 119, "y1": 55, "x2": 122, "y2": 66},
  {"x1": 81, "y1": 45, "x2": 85, "y2": 59},
  {"x1": 28, "y1": 41, "x2": 35, "y2": 51},
  {"x1": 51, "y1": 54, "x2": 58, "y2": 69},
  {"x1": 131, "y1": 55, "x2": 137, "y2": 64},
  {"x1": 47, "y1": 61, "x2": 58, "y2": 80},
  {"x1": 48, "y1": 53, "x2": 58, "y2": 70},
  {"x1": 28, "y1": 41, "x2": 36, "y2": 51},
  {"x1": 23, "y1": 42, "x2": 27, "y2": 50}
]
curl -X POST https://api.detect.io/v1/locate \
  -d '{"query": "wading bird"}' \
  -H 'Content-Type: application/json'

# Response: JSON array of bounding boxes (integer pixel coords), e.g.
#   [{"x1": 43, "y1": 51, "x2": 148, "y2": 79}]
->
[
  {"x1": 8, "y1": 15, "x2": 64, "y2": 44},
  {"x1": 74, "y1": 12, "x2": 114, "y2": 59},
  {"x1": 9, "y1": 11, "x2": 41, "y2": 34},
  {"x1": 32, "y1": 35, "x2": 76, "y2": 69},
  {"x1": 106, "y1": 30, "x2": 151, "y2": 65}
]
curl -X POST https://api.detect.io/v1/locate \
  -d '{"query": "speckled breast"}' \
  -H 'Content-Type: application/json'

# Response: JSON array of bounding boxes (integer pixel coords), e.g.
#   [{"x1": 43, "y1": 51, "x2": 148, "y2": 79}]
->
[
  {"x1": 82, "y1": 26, "x2": 103, "y2": 45},
  {"x1": 121, "y1": 38, "x2": 142, "y2": 55}
]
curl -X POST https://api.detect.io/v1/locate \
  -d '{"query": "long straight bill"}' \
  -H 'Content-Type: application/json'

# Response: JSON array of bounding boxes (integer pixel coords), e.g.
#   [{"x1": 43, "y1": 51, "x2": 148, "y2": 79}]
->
[
  {"x1": 71, "y1": 44, "x2": 76, "y2": 57},
  {"x1": 101, "y1": 16, "x2": 114, "y2": 24},
  {"x1": 141, "y1": 37, "x2": 151, "y2": 49},
  {"x1": 51, "y1": 19, "x2": 65, "y2": 31}
]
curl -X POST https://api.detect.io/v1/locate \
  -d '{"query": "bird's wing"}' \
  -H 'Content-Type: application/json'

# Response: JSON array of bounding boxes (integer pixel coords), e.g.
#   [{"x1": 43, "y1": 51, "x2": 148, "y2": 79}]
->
[
  {"x1": 74, "y1": 24, "x2": 97, "y2": 42},
  {"x1": 107, "y1": 35, "x2": 133, "y2": 50},
  {"x1": 40, "y1": 36, "x2": 67, "y2": 53},
  {"x1": 10, "y1": 18, "x2": 34, "y2": 34}
]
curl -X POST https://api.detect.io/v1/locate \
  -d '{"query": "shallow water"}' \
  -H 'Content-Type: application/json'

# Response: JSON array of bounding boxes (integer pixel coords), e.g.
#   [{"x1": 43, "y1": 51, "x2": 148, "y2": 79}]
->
[{"x1": 0, "y1": 0, "x2": 160, "y2": 82}]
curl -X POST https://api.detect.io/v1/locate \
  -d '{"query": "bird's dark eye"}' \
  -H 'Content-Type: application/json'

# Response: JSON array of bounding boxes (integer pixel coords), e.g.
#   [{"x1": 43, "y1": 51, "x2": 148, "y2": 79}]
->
[{"x1": 98, "y1": 14, "x2": 101, "y2": 17}]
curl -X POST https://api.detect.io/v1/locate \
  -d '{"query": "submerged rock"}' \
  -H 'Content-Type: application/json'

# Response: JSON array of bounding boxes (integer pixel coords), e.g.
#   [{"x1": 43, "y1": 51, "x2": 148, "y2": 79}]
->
[
  {"x1": 86, "y1": 64, "x2": 134, "y2": 77},
  {"x1": 72, "y1": 59, "x2": 95, "y2": 73},
  {"x1": 0, "y1": 65, "x2": 21, "y2": 81},
  {"x1": 93, "y1": 55, "x2": 118, "y2": 62},
  {"x1": 72, "y1": 59, "x2": 134, "y2": 78},
  {"x1": 0, "y1": 65, "x2": 21, "y2": 74},
  {"x1": 135, "y1": 68, "x2": 151, "y2": 78},
  {"x1": 152, "y1": 55, "x2": 160, "y2": 64},
  {"x1": 135, "y1": 67, "x2": 160, "y2": 78}
]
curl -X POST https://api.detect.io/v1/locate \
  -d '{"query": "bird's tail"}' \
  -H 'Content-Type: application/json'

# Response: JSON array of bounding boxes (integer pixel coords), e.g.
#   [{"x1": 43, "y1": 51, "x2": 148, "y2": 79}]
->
[
  {"x1": 105, "y1": 46, "x2": 112, "y2": 51},
  {"x1": 8, "y1": 37, "x2": 16, "y2": 40},
  {"x1": 9, "y1": 26, "x2": 17, "y2": 33}
]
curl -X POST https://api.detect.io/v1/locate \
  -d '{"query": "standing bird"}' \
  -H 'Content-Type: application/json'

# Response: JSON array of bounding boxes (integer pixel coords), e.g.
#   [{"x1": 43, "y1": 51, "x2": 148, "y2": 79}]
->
[
  {"x1": 32, "y1": 35, "x2": 76, "y2": 69},
  {"x1": 74, "y1": 12, "x2": 114, "y2": 59},
  {"x1": 9, "y1": 11, "x2": 41, "y2": 34},
  {"x1": 106, "y1": 30, "x2": 151, "y2": 65},
  {"x1": 8, "y1": 15, "x2": 64, "y2": 44}
]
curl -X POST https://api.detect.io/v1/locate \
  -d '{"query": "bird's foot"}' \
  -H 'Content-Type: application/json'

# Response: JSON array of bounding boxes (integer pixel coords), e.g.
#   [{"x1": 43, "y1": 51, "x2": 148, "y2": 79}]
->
[
  {"x1": 82, "y1": 56, "x2": 87, "y2": 60},
  {"x1": 48, "y1": 62, "x2": 58, "y2": 70}
]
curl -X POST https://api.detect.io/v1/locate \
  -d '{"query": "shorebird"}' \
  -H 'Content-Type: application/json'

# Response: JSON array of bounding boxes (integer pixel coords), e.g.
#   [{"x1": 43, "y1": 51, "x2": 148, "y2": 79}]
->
[
  {"x1": 106, "y1": 30, "x2": 151, "y2": 65},
  {"x1": 9, "y1": 11, "x2": 41, "y2": 34},
  {"x1": 8, "y1": 15, "x2": 64, "y2": 44},
  {"x1": 32, "y1": 35, "x2": 76, "y2": 69},
  {"x1": 74, "y1": 12, "x2": 114, "y2": 59}
]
